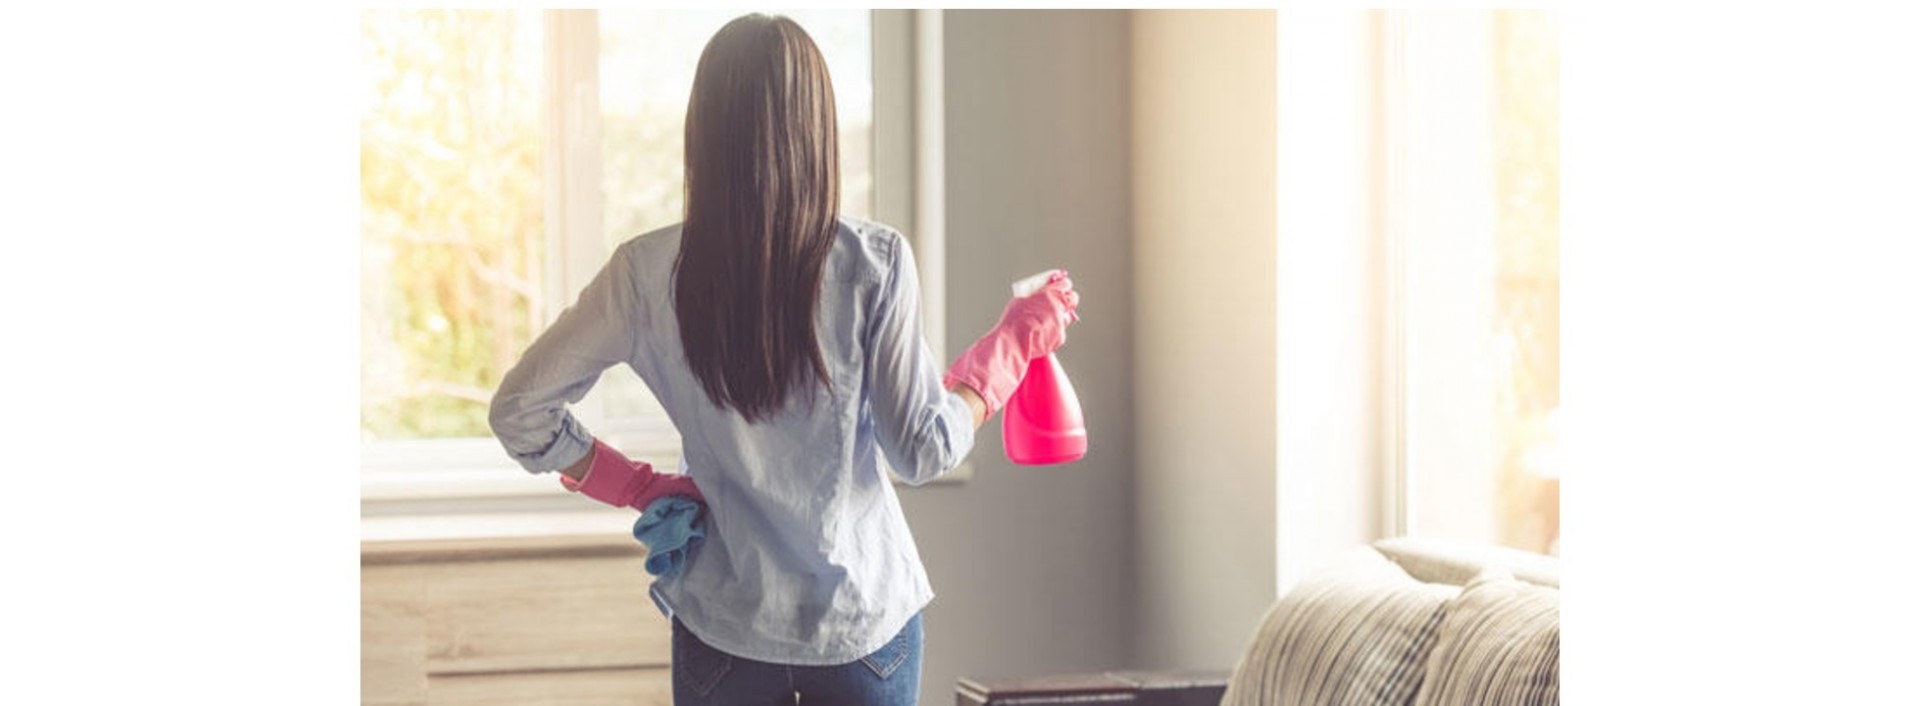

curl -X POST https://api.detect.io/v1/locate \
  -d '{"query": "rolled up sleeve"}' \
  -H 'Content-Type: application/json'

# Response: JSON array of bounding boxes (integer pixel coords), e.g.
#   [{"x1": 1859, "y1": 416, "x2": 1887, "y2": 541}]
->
[
  {"x1": 864, "y1": 231, "x2": 976, "y2": 485},
  {"x1": 488, "y1": 245, "x2": 640, "y2": 473}
]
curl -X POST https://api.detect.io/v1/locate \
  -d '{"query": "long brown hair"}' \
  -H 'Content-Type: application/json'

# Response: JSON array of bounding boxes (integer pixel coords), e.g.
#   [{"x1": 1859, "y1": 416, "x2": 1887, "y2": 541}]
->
[{"x1": 673, "y1": 14, "x2": 840, "y2": 423}]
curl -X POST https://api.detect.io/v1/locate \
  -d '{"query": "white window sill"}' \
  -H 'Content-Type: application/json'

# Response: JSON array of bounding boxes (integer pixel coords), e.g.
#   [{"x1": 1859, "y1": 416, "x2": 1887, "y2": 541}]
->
[
  {"x1": 361, "y1": 460, "x2": 972, "y2": 544},
  {"x1": 361, "y1": 505, "x2": 640, "y2": 545}
]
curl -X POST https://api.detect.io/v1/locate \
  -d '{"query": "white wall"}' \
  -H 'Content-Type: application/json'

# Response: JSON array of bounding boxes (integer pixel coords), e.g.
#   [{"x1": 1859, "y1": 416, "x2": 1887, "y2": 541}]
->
[
  {"x1": 1272, "y1": 8, "x2": 1389, "y2": 595},
  {"x1": 896, "y1": 10, "x2": 1137, "y2": 705},
  {"x1": 1129, "y1": 10, "x2": 1280, "y2": 671}
]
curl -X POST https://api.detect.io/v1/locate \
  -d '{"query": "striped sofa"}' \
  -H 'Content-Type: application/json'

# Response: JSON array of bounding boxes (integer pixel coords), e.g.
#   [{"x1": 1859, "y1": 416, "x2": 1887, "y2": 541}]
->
[
  {"x1": 955, "y1": 538, "x2": 1558, "y2": 706},
  {"x1": 1221, "y1": 537, "x2": 1560, "y2": 706}
]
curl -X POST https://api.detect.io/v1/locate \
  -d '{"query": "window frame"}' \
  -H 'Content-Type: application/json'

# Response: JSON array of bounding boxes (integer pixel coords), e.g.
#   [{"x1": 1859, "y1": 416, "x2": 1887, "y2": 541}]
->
[
  {"x1": 361, "y1": 9, "x2": 960, "y2": 522},
  {"x1": 1391, "y1": 9, "x2": 1559, "y2": 554},
  {"x1": 1369, "y1": 9, "x2": 1558, "y2": 552}
]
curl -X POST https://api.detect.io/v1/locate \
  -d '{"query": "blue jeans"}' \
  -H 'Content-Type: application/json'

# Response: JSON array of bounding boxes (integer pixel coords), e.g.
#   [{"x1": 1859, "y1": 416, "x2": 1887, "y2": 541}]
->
[{"x1": 671, "y1": 613, "x2": 923, "y2": 705}]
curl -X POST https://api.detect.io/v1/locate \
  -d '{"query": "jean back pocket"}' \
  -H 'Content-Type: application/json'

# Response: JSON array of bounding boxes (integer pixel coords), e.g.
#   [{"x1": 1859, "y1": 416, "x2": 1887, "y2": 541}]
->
[
  {"x1": 858, "y1": 614, "x2": 921, "y2": 680},
  {"x1": 673, "y1": 618, "x2": 734, "y2": 697}
]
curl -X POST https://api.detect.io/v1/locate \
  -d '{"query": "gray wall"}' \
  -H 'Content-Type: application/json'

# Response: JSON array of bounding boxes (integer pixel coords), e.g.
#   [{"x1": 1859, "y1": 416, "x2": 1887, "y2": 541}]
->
[
  {"x1": 896, "y1": 10, "x2": 1136, "y2": 705},
  {"x1": 1129, "y1": 10, "x2": 1279, "y2": 671}
]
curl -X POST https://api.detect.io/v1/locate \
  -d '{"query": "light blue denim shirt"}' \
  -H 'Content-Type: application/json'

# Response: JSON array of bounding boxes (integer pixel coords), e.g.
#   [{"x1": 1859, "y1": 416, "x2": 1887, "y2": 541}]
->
[{"x1": 488, "y1": 215, "x2": 975, "y2": 665}]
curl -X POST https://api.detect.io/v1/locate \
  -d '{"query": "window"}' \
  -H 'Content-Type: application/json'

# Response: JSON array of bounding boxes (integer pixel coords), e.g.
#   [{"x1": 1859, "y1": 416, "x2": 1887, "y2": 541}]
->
[
  {"x1": 360, "y1": 9, "x2": 544, "y2": 444},
  {"x1": 1392, "y1": 10, "x2": 1560, "y2": 555},
  {"x1": 1270, "y1": 8, "x2": 1558, "y2": 590},
  {"x1": 361, "y1": 10, "x2": 927, "y2": 514},
  {"x1": 588, "y1": 9, "x2": 873, "y2": 460}
]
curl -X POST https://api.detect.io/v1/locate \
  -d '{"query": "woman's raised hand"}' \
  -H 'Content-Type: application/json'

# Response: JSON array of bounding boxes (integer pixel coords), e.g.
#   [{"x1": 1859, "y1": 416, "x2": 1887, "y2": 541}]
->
[{"x1": 942, "y1": 269, "x2": 1081, "y2": 416}]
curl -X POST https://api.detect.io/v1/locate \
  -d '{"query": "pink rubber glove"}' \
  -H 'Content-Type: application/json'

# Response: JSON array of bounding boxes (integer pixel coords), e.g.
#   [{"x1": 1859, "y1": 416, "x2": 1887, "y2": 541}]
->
[
  {"x1": 559, "y1": 439, "x2": 706, "y2": 509},
  {"x1": 943, "y1": 270, "x2": 1081, "y2": 415}
]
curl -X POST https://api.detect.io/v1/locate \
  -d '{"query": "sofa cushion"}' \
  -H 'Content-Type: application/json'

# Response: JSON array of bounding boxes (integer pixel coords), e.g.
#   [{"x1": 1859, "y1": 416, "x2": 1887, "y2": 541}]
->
[
  {"x1": 1222, "y1": 547, "x2": 1457, "y2": 706},
  {"x1": 1372, "y1": 537, "x2": 1560, "y2": 589},
  {"x1": 1411, "y1": 569, "x2": 1559, "y2": 706}
]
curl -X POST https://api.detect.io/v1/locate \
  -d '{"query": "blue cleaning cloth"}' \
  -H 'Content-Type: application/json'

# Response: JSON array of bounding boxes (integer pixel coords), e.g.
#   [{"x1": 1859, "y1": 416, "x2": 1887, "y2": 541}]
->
[{"x1": 633, "y1": 496, "x2": 706, "y2": 578}]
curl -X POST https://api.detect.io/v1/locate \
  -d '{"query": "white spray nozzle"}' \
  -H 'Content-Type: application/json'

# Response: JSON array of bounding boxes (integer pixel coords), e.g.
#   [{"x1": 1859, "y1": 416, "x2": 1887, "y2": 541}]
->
[{"x1": 1011, "y1": 269, "x2": 1060, "y2": 297}]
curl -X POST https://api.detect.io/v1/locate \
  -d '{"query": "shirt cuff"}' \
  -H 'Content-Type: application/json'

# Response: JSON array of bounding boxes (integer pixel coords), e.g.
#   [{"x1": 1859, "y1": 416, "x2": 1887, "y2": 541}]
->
[
  {"x1": 504, "y1": 413, "x2": 595, "y2": 474},
  {"x1": 939, "y1": 391, "x2": 978, "y2": 467}
]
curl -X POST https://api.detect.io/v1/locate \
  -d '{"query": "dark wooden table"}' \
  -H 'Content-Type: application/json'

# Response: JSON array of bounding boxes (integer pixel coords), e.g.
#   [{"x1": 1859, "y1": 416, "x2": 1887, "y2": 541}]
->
[{"x1": 956, "y1": 669, "x2": 1231, "y2": 706}]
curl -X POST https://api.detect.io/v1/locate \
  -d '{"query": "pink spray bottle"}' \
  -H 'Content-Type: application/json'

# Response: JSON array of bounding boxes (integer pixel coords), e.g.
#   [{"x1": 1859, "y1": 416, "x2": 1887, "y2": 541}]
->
[{"x1": 1002, "y1": 271, "x2": 1088, "y2": 465}]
